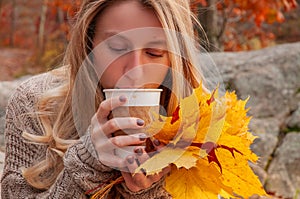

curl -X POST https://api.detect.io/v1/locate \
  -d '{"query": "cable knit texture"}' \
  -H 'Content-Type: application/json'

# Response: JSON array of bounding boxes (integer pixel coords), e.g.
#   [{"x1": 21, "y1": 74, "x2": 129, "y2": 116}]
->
[{"x1": 0, "y1": 72, "x2": 172, "y2": 199}]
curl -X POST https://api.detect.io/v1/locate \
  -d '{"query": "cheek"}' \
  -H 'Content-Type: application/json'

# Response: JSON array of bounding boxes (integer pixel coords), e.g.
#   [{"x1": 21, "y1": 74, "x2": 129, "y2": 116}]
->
[
  {"x1": 92, "y1": 47, "x2": 120, "y2": 77},
  {"x1": 143, "y1": 63, "x2": 170, "y2": 86},
  {"x1": 147, "y1": 56, "x2": 170, "y2": 81},
  {"x1": 99, "y1": 62, "x2": 124, "y2": 88},
  {"x1": 100, "y1": 68, "x2": 114, "y2": 88},
  {"x1": 93, "y1": 49, "x2": 124, "y2": 88},
  {"x1": 155, "y1": 58, "x2": 170, "y2": 81},
  {"x1": 152, "y1": 65, "x2": 168, "y2": 80}
]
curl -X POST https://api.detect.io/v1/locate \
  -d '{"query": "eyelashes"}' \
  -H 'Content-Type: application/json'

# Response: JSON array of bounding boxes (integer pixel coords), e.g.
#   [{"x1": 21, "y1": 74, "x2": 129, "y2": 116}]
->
[
  {"x1": 107, "y1": 43, "x2": 166, "y2": 58},
  {"x1": 105, "y1": 36, "x2": 167, "y2": 58},
  {"x1": 145, "y1": 48, "x2": 165, "y2": 57},
  {"x1": 107, "y1": 40, "x2": 129, "y2": 52}
]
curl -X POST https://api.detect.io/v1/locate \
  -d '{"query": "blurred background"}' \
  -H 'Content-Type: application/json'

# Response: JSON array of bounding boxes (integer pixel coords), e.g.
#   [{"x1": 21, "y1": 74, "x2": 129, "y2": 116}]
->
[
  {"x1": 0, "y1": 1, "x2": 300, "y2": 198},
  {"x1": 0, "y1": 0, "x2": 299, "y2": 81}
]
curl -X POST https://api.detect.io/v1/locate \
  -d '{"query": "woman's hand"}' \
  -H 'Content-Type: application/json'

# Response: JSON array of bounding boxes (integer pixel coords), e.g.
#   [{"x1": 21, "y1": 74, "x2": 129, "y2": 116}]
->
[
  {"x1": 90, "y1": 95, "x2": 146, "y2": 168},
  {"x1": 89, "y1": 95, "x2": 170, "y2": 192},
  {"x1": 121, "y1": 142, "x2": 171, "y2": 192}
]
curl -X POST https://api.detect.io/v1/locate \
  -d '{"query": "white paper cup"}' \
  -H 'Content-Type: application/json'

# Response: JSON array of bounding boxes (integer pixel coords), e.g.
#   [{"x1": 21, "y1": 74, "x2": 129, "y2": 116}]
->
[
  {"x1": 103, "y1": 89, "x2": 162, "y2": 133},
  {"x1": 103, "y1": 88, "x2": 162, "y2": 158},
  {"x1": 103, "y1": 88, "x2": 162, "y2": 106}
]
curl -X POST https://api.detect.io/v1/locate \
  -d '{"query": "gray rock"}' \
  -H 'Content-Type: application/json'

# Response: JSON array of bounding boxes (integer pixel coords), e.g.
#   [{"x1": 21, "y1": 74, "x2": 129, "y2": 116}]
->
[
  {"x1": 265, "y1": 133, "x2": 300, "y2": 198},
  {"x1": 249, "y1": 162, "x2": 268, "y2": 186},
  {"x1": 252, "y1": 132, "x2": 278, "y2": 169},
  {"x1": 249, "y1": 117, "x2": 281, "y2": 136},
  {"x1": 0, "y1": 81, "x2": 21, "y2": 109},
  {"x1": 211, "y1": 42, "x2": 300, "y2": 122},
  {"x1": 0, "y1": 76, "x2": 30, "y2": 108},
  {"x1": 286, "y1": 104, "x2": 300, "y2": 129},
  {"x1": 249, "y1": 118, "x2": 280, "y2": 168},
  {"x1": 0, "y1": 116, "x2": 5, "y2": 150},
  {"x1": 0, "y1": 76, "x2": 30, "y2": 136}
]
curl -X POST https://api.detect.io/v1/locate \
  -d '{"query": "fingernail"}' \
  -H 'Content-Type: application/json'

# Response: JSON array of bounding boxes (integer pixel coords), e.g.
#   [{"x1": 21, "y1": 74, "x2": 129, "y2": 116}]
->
[
  {"x1": 139, "y1": 134, "x2": 147, "y2": 141},
  {"x1": 137, "y1": 119, "x2": 144, "y2": 126},
  {"x1": 153, "y1": 139, "x2": 161, "y2": 146},
  {"x1": 119, "y1": 95, "x2": 126, "y2": 102},
  {"x1": 141, "y1": 168, "x2": 147, "y2": 175},
  {"x1": 127, "y1": 156, "x2": 134, "y2": 164},
  {"x1": 134, "y1": 148, "x2": 143, "y2": 156}
]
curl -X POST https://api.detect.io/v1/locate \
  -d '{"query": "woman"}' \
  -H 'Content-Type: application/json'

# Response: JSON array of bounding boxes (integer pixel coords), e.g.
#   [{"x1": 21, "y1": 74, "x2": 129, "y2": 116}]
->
[{"x1": 1, "y1": 0, "x2": 204, "y2": 198}]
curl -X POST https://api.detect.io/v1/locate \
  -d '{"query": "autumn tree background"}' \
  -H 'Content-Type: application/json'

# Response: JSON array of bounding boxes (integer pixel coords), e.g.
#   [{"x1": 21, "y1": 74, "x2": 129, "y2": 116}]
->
[
  {"x1": 191, "y1": 0, "x2": 299, "y2": 51},
  {"x1": 0, "y1": 0, "x2": 299, "y2": 78}
]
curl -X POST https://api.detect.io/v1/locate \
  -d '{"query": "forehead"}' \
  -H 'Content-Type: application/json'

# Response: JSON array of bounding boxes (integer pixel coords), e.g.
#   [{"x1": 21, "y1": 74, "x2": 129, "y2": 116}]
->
[
  {"x1": 93, "y1": 1, "x2": 167, "y2": 45},
  {"x1": 96, "y1": 1, "x2": 162, "y2": 31}
]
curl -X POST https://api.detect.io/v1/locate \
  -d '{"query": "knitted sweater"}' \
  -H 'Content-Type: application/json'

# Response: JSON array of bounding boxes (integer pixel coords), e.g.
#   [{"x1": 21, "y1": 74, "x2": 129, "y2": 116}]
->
[{"x1": 1, "y1": 71, "x2": 172, "y2": 199}]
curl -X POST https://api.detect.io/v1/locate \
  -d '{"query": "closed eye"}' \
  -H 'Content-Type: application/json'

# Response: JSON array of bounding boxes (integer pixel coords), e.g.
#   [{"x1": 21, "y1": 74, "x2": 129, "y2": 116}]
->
[
  {"x1": 107, "y1": 39, "x2": 129, "y2": 53},
  {"x1": 145, "y1": 48, "x2": 165, "y2": 57},
  {"x1": 109, "y1": 46, "x2": 128, "y2": 52}
]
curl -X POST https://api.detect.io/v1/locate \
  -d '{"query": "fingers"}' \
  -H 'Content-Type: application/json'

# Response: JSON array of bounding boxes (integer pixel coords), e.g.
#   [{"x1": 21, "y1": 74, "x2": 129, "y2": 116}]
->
[
  {"x1": 91, "y1": 133, "x2": 147, "y2": 169},
  {"x1": 134, "y1": 147, "x2": 148, "y2": 166},
  {"x1": 121, "y1": 172, "x2": 151, "y2": 192},
  {"x1": 148, "y1": 166, "x2": 171, "y2": 182},
  {"x1": 92, "y1": 133, "x2": 146, "y2": 158},
  {"x1": 98, "y1": 152, "x2": 125, "y2": 168},
  {"x1": 125, "y1": 147, "x2": 163, "y2": 182},
  {"x1": 152, "y1": 139, "x2": 165, "y2": 151},
  {"x1": 122, "y1": 155, "x2": 152, "y2": 191},
  {"x1": 101, "y1": 117, "x2": 145, "y2": 136},
  {"x1": 99, "y1": 133, "x2": 147, "y2": 150},
  {"x1": 125, "y1": 147, "x2": 148, "y2": 173},
  {"x1": 96, "y1": 95, "x2": 127, "y2": 122},
  {"x1": 91, "y1": 116, "x2": 145, "y2": 140},
  {"x1": 121, "y1": 150, "x2": 170, "y2": 192}
]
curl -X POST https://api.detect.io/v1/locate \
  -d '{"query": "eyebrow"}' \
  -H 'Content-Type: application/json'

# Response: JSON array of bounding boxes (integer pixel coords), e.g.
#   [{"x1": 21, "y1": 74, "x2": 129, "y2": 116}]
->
[
  {"x1": 103, "y1": 31, "x2": 167, "y2": 47},
  {"x1": 103, "y1": 31, "x2": 130, "y2": 42},
  {"x1": 146, "y1": 40, "x2": 167, "y2": 47}
]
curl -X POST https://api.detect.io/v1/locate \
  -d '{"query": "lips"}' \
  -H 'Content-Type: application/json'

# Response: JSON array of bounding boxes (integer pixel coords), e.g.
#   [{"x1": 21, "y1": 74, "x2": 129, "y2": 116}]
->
[{"x1": 115, "y1": 83, "x2": 160, "y2": 89}]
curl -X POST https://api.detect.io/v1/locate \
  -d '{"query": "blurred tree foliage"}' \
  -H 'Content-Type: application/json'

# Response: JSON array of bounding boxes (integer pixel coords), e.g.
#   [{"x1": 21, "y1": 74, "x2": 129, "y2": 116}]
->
[
  {"x1": 0, "y1": 0, "x2": 298, "y2": 73},
  {"x1": 0, "y1": 0, "x2": 81, "y2": 72},
  {"x1": 191, "y1": 0, "x2": 298, "y2": 51}
]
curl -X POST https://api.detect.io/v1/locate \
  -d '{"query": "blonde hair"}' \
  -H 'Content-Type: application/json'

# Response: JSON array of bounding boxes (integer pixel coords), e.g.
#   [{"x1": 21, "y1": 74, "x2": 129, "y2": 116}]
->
[{"x1": 22, "y1": 0, "x2": 206, "y2": 189}]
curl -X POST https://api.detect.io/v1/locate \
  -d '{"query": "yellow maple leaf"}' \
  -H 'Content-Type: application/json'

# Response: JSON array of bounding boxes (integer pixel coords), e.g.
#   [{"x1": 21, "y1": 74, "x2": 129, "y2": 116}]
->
[
  {"x1": 224, "y1": 91, "x2": 251, "y2": 136},
  {"x1": 135, "y1": 146, "x2": 199, "y2": 175},
  {"x1": 145, "y1": 114, "x2": 180, "y2": 144},
  {"x1": 145, "y1": 87, "x2": 200, "y2": 145},
  {"x1": 165, "y1": 158, "x2": 234, "y2": 199},
  {"x1": 138, "y1": 84, "x2": 267, "y2": 198},
  {"x1": 216, "y1": 146, "x2": 266, "y2": 197}
]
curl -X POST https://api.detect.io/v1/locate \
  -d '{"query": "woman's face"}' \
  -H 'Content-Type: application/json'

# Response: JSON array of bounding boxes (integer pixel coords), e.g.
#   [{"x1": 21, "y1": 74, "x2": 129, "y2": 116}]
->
[{"x1": 92, "y1": 0, "x2": 170, "y2": 89}]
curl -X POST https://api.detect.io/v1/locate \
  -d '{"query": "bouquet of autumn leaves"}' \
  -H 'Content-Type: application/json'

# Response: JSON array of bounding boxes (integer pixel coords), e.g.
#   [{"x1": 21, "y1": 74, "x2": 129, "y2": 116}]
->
[{"x1": 92, "y1": 84, "x2": 267, "y2": 199}]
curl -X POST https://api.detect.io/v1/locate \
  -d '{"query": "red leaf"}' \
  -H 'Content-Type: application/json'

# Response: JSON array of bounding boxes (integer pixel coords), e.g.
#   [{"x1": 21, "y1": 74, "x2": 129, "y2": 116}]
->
[
  {"x1": 191, "y1": 142, "x2": 222, "y2": 172},
  {"x1": 206, "y1": 89, "x2": 216, "y2": 106},
  {"x1": 191, "y1": 142, "x2": 244, "y2": 173},
  {"x1": 171, "y1": 105, "x2": 180, "y2": 124},
  {"x1": 219, "y1": 145, "x2": 243, "y2": 158},
  {"x1": 202, "y1": 142, "x2": 223, "y2": 173}
]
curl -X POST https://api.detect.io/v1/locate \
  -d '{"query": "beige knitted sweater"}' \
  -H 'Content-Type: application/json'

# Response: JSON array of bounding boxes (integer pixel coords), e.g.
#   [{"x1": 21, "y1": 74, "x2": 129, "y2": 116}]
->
[{"x1": 1, "y1": 72, "x2": 171, "y2": 199}]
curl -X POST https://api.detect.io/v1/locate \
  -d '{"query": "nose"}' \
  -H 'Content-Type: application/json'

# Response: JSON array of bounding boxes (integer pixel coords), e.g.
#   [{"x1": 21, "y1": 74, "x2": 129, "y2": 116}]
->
[{"x1": 124, "y1": 50, "x2": 144, "y2": 81}]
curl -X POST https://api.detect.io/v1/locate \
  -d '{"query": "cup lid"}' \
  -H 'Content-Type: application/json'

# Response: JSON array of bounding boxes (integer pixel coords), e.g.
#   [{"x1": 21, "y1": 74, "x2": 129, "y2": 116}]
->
[{"x1": 103, "y1": 88, "x2": 162, "y2": 106}]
